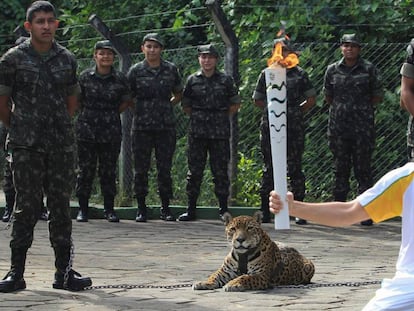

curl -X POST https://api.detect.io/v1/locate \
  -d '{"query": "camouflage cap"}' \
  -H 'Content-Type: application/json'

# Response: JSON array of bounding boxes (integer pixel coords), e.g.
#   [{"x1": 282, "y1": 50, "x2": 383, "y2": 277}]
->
[
  {"x1": 340, "y1": 34, "x2": 361, "y2": 46},
  {"x1": 197, "y1": 44, "x2": 219, "y2": 57},
  {"x1": 142, "y1": 33, "x2": 164, "y2": 47},
  {"x1": 94, "y1": 40, "x2": 115, "y2": 51}
]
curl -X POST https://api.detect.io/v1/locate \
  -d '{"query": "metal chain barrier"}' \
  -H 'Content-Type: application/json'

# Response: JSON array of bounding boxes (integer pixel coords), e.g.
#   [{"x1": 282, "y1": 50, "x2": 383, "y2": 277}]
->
[{"x1": 85, "y1": 280, "x2": 381, "y2": 290}]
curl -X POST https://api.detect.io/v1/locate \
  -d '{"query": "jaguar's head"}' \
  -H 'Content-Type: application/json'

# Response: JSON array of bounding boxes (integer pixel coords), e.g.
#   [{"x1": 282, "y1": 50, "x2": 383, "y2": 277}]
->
[{"x1": 223, "y1": 211, "x2": 264, "y2": 254}]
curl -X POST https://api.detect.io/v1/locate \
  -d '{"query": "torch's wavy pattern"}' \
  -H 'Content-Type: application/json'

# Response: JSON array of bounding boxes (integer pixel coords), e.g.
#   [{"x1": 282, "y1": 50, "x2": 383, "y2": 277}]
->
[{"x1": 269, "y1": 110, "x2": 286, "y2": 118}]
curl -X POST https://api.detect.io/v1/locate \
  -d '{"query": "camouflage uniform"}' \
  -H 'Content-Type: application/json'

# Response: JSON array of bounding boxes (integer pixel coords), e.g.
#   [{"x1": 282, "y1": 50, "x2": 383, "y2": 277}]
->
[
  {"x1": 400, "y1": 41, "x2": 414, "y2": 161},
  {"x1": 0, "y1": 39, "x2": 78, "y2": 274},
  {"x1": 252, "y1": 66, "x2": 316, "y2": 205},
  {"x1": 75, "y1": 66, "x2": 131, "y2": 211},
  {"x1": 182, "y1": 69, "x2": 241, "y2": 213},
  {"x1": 323, "y1": 56, "x2": 383, "y2": 200},
  {"x1": 127, "y1": 59, "x2": 182, "y2": 210}
]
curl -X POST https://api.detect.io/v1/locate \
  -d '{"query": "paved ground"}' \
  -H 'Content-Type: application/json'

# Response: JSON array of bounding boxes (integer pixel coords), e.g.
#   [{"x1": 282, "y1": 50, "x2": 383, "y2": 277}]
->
[{"x1": 0, "y1": 213, "x2": 401, "y2": 311}]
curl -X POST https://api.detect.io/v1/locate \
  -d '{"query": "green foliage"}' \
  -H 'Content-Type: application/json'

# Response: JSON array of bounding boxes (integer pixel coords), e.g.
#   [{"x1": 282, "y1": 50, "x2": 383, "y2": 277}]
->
[
  {"x1": 234, "y1": 151, "x2": 262, "y2": 207},
  {"x1": 1, "y1": 0, "x2": 412, "y2": 206},
  {"x1": 0, "y1": 0, "x2": 29, "y2": 48}
]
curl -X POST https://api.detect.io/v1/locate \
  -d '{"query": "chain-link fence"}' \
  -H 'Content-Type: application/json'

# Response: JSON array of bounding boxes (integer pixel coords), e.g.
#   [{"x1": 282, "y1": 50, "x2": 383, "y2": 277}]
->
[
  {"x1": 77, "y1": 41, "x2": 409, "y2": 206},
  {"x1": 236, "y1": 41, "x2": 408, "y2": 204}
]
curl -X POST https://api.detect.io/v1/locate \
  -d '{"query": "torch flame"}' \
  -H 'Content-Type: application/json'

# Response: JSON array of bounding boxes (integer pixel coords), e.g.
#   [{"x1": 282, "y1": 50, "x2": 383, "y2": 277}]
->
[{"x1": 267, "y1": 42, "x2": 299, "y2": 68}]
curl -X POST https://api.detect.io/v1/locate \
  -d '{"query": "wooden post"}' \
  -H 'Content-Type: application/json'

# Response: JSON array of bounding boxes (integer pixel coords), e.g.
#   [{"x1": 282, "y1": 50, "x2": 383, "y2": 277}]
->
[{"x1": 205, "y1": 0, "x2": 240, "y2": 205}]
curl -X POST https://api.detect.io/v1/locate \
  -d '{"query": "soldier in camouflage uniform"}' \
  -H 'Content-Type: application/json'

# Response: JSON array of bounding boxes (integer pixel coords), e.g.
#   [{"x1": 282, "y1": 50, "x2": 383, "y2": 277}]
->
[
  {"x1": 252, "y1": 39, "x2": 316, "y2": 224},
  {"x1": 0, "y1": 1, "x2": 91, "y2": 292},
  {"x1": 75, "y1": 40, "x2": 132, "y2": 223},
  {"x1": 127, "y1": 33, "x2": 183, "y2": 222},
  {"x1": 323, "y1": 34, "x2": 383, "y2": 226},
  {"x1": 1, "y1": 37, "x2": 48, "y2": 223},
  {"x1": 178, "y1": 44, "x2": 241, "y2": 221},
  {"x1": 400, "y1": 38, "x2": 414, "y2": 162}
]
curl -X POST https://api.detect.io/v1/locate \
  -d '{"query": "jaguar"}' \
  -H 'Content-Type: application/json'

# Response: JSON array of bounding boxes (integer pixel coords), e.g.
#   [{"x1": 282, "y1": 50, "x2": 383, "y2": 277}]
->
[{"x1": 193, "y1": 212, "x2": 315, "y2": 291}]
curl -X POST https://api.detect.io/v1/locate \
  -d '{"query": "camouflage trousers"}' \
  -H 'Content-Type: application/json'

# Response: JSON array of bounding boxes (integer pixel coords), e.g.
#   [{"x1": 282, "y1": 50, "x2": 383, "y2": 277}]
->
[
  {"x1": 260, "y1": 127, "x2": 305, "y2": 201},
  {"x1": 75, "y1": 140, "x2": 121, "y2": 199},
  {"x1": 9, "y1": 148, "x2": 74, "y2": 250},
  {"x1": 186, "y1": 135, "x2": 230, "y2": 201},
  {"x1": 328, "y1": 136, "x2": 374, "y2": 201},
  {"x1": 132, "y1": 129, "x2": 176, "y2": 200}
]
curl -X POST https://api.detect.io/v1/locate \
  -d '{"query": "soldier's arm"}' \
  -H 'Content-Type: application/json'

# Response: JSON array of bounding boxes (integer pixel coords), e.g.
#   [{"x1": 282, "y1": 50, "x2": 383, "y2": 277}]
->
[
  {"x1": 301, "y1": 96, "x2": 316, "y2": 113},
  {"x1": 253, "y1": 99, "x2": 265, "y2": 109},
  {"x1": 66, "y1": 95, "x2": 78, "y2": 117},
  {"x1": 119, "y1": 99, "x2": 133, "y2": 113},
  {"x1": 228, "y1": 103, "x2": 240, "y2": 115},
  {"x1": 170, "y1": 91, "x2": 183, "y2": 105},
  {"x1": 0, "y1": 95, "x2": 11, "y2": 127},
  {"x1": 401, "y1": 75, "x2": 414, "y2": 116}
]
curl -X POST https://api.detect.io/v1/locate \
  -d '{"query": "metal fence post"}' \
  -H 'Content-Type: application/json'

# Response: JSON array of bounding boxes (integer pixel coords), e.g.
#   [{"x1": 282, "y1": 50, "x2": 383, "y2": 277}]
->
[
  {"x1": 88, "y1": 14, "x2": 134, "y2": 198},
  {"x1": 205, "y1": 0, "x2": 240, "y2": 204}
]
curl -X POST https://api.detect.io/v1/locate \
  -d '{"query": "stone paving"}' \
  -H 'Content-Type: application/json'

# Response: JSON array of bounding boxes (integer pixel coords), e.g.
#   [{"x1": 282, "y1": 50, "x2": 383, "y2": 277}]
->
[{"x1": 0, "y1": 215, "x2": 401, "y2": 311}]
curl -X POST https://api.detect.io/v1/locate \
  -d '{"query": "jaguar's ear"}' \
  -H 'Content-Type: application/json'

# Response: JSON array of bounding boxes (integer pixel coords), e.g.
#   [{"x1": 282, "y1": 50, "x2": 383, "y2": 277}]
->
[
  {"x1": 223, "y1": 212, "x2": 233, "y2": 226},
  {"x1": 253, "y1": 210, "x2": 263, "y2": 225}
]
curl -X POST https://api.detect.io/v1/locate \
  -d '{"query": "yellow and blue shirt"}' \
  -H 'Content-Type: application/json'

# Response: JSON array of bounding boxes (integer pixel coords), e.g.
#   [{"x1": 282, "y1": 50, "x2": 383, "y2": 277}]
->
[{"x1": 358, "y1": 162, "x2": 414, "y2": 274}]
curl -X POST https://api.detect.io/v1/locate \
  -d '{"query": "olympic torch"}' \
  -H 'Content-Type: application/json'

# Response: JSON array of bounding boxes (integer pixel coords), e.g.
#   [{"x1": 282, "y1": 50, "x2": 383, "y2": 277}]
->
[{"x1": 265, "y1": 26, "x2": 299, "y2": 230}]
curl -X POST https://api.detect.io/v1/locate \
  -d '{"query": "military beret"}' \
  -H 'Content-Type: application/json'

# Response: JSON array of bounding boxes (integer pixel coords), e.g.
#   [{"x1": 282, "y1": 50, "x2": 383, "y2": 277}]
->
[
  {"x1": 142, "y1": 33, "x2": 164, "y2": 47},
  {"x1": 197, "y1": 44, "x2": 219, "y2": 57}
]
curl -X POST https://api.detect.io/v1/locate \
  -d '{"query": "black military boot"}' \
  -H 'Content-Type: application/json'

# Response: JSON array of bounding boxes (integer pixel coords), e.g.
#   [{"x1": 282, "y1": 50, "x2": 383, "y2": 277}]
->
[
  {"x1": 178, "y1": 198, "x2": 196, "y2": 221},
  {"x1": 76, "y1": 197, "x2": 88, "y2": 222},
  {"x1": 52, "y1": 247, "x2": 92, "y2": 291},
  {"x1": 2, "y1": 193, "x2": 15, "y2": 222},
  {"x1": 260, "y1": 194, "x2": 271, "y2": 223},
  {"x1": 135, "y1": 197, "x2": 147, "y2": 222},
  {"x1": 0, "y1": 248, "x2": 27, "y2": 293},
  {"x1": 159, "y1": 197, "x2": 175, "y2": 221},
  {"x1": 103, "y1": 196, "x2": 119, "y2": 223},
  {"x1": 218, "y1": 197, "x2": 231, "y2": 222},
  {"x1": 39, "y1": 201, "x2": 49, "y2": 221}
]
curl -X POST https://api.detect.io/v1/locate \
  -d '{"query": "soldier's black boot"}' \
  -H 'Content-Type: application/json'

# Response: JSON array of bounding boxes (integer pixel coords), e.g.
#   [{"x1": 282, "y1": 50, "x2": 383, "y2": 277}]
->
[
  {"x1": 76, "y1": 197, "x2": 88, "y2": 222},
  {"x1": 52, "y1": 247, "x2": 92, "y2": 291},
  {"x1": 135, "y1": 197, "x2": 147, "y2": 222},
  {"x1": 178, "y1": 198, "x2": 196, "y2": 221},
  {"x1": 2, "y1": 193, "x2": 15, "y2": 222},
  {"x1": 0, "y1": 248, "x2": 27, "y2": 293},
  {"x1": 103, "y1": 196, "x2": 119, "y2": 223},
  {"x1": 260, "y1": 194, "x2": 271, "y2": 223},
  {"x1": 39, "y1": 200, "x2": 49, "y2": 221},
  {"x1": 160, "y1": 197, "x2": 175, "y2": 221},
  {"x1": 218, "y1": 197, "x2": 231, "y2": 222}
]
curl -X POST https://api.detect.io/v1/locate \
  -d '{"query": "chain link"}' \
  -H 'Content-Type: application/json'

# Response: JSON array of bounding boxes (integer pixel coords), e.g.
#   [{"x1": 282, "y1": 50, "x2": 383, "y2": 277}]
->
[
  {"x1": 86, "y1": 283, "x2": 193, "y2": 290},
  {"x1": 274, "y1": 280, "x2": 381, "y2": 289},
  {"x1": 85, "y1": 280, "x2": 381, "y2": 291}
]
